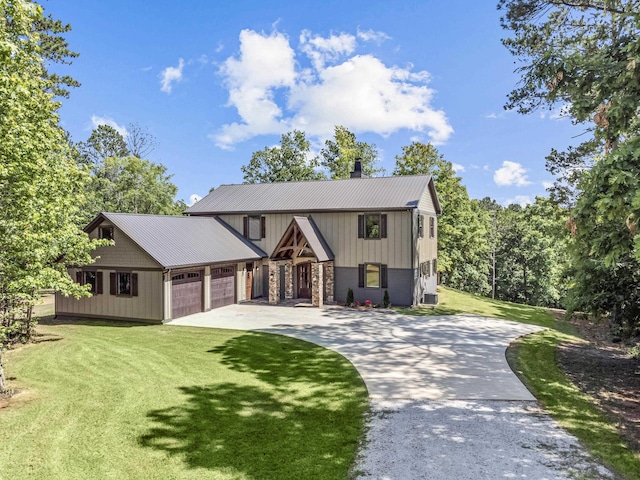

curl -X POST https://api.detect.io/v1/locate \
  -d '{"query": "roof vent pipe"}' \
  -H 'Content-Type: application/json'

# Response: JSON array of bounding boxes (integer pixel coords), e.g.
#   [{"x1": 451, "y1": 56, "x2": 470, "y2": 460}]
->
[{"x1": 350, "y1": 158, "x2": 368, "y2": 179}]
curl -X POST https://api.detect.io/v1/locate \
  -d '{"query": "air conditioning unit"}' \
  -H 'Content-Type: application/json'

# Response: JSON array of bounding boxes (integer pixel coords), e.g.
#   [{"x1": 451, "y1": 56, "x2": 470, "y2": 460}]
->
[{"x1": 423, "y1": 293, "x2": 438, "y2": 305}]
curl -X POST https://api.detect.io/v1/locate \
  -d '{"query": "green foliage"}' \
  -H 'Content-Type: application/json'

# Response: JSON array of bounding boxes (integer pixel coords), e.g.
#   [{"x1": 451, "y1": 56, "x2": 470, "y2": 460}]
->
[
  {"x1": 346, "y1": 288, "x2": 354, "y2": 307},
  {"x1": 491, "y1": 198, "x2": 569, "y2": 308},
  {"x1": 242, "y1": 130, "x2": 325, "y2": 184},
  {"x1": 77, "y1": 124, "x2": 130, "y2": 165},
  {"x1": 76, "y1": 126, "x2": 184, "y2": 223},
  {"x1": 0, "y1": 323, "x2": 367, "y2": 479},
  {"x1": 393, "y1": 141, "x2": 443, "y2": 176},
  {"x1": 320, "y1": 125, "x2": 383, "y2": 179},
  {"x1": 0, "y1": 0, "x2": 105, "y2": 377},
  {"x1": 383, "y1": 289, "x2": 390, "y2": 308},
  {"x1": 500, "y1": 0, "x2": 640, "y2": 336}
]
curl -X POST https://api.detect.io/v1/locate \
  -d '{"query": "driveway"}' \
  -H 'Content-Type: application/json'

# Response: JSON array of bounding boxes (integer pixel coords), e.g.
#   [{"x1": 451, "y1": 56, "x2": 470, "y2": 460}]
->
[{"x1": 168, "y1": 304, "x2": 615, "y2": 479}]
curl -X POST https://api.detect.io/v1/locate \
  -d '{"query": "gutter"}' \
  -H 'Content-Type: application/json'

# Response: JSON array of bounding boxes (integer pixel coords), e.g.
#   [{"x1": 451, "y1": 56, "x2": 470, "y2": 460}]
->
[{"x1": 410, "y1": 208, "x2": 415, "y2": 306}]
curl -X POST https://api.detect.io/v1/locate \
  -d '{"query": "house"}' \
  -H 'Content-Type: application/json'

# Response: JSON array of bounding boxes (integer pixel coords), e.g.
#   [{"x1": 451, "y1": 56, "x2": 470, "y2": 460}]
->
[{"x1": 55, "y1": 164, "x2": 441, "y2": 322}]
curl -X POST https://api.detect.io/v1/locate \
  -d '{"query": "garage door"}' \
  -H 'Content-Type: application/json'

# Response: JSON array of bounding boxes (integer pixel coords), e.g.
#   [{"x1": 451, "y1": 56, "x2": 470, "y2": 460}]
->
[
  {"x1": 211, "y1": 265, "x2": 235, "y2": 309},
  {"x1": 172, "y1": 271, "x2": 202, "y2": 319}
]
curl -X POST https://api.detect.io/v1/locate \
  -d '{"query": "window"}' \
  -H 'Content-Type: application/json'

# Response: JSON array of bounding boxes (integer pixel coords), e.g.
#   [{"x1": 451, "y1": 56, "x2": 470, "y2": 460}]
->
[
  {"x1": 418, "y1": 215, "x2": 424, "y2": 238},
  {"x1": 110, "y1": 272, "x2": 138, "y2": 296},
  {"x1": 429, "y1": 217, "x2": 435, "y2": 238},
  {"x1": 358, "y1": 214, "x2": 387, "y2": 239},
  {"x1": 244, "y1": 215, "x2": 265, "y2": 240},
  {"x1": 358, "y1": 263, "x2": 388, "y2": 289},
  {"x1": 76, "y1": 270, "x2": 103, "y2": 294},
  {"x1": 420, "y1": 261, "x2": 430, "y2": 277},
  {"x1": 99, "y1": 226, "x2": 114, "y2": 240}
]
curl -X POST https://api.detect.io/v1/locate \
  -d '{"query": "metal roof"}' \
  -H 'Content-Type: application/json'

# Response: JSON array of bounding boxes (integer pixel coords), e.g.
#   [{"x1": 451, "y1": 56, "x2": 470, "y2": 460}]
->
[
  {"x1": 186, "y1": 175, "x2": 438, "y2": 214},
  {"x1": 90, "y1": 213, "x2": 266, "y2": 269}
]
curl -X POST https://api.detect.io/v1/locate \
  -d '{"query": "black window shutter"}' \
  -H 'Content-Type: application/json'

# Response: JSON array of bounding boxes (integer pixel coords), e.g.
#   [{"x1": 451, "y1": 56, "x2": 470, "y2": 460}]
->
[
  {"x1": 96, "y1": 272, "x2": 103, "y2": 294},
  {"x1": 358, "y1": 264, "x2": 365, "y2": 288},
  {"x1": 381, "y1": 264, "x2": 388, "y2": 288},
  {"x1": 261, "y1": 216, "x2": 266, "y2": 238},
  {"x1": 381, "y1": 214, "x2": 387, "y2": 238},
  {"x1": 243, "y1": 216, "x2": 249, "y2": 238},
  {"x1": 76, "y1": 271, "x2": 82, "y2": 284},
  {"x1": 419, "y1": 215, "x2": 424, "y2": 238},
  {"x1": 110, "y1": 272, "x2": 116, "y2": 295},
  {"x1": 132, "y1": 273, "x2": 138, "y2": 297},
  {"x1": 358, "y1": 215, "x2": 364, "y2": 238}
]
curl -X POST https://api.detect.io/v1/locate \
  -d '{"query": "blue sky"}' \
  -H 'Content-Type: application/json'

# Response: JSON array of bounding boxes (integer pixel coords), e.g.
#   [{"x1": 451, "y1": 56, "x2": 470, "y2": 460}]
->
[{"x1": 46, "y1": 0, "x2": 584, "y2": 206}]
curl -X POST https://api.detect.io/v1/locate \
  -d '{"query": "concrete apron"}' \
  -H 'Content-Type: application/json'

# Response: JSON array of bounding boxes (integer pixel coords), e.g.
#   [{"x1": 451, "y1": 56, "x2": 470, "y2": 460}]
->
[{"x1": 168, "y1": 304, "x2": 614, "y2": 479}]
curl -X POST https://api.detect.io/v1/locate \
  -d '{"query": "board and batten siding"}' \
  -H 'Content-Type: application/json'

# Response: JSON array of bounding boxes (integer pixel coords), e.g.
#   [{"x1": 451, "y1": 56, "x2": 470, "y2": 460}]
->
[
  {"x1": 56, "y1": 269, "x2": 164, "y2": 321},
  {"x1": 217, "y1": 210, "x2": 413, "y2": 269},
  {"x1": 89, "y1": 220, "x2": 161, "y2": 269}
]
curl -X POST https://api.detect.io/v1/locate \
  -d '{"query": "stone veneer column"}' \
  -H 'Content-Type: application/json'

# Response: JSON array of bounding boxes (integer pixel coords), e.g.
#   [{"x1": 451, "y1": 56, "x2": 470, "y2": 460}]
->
[
  {"x1": 311, "y1": 262, "x2": 324, "y2": 307},
  {"x1": 324, "y1": 261, "x2": 334, "y2": 304},
  {"x1": 284, "y1": 260, "x2": 294, "y2": 299},
  {"x1": 268, "y1": 261, "x2": 280, "y2": 305}
]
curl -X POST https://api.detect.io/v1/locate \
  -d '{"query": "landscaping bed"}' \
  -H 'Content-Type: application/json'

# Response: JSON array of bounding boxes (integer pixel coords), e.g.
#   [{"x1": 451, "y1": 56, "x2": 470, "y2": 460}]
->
[{"x1": 556, "y1": 314, "x2": 640, "y2": 453}]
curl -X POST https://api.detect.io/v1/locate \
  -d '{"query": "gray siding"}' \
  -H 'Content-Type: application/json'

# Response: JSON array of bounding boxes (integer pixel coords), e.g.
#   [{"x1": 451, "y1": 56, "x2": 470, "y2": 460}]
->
[
  {"x1": 218, "y1": 210, "x2": 413, "y2": 269},
  {"x1": 334, "y1": 267, "x2": 413, "y2": 306},
  {"x1": 56, "y1": 269, "x2": 164, "y2": 321},
  {"x1": 89, "y1": 220, "x2": 160, "y2": 269}
]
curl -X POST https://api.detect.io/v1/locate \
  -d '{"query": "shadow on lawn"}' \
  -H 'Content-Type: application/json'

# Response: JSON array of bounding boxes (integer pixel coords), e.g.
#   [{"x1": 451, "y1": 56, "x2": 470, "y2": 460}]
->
[{"x1": 139, "y1": 333, "x2": 367, "y2": 479}]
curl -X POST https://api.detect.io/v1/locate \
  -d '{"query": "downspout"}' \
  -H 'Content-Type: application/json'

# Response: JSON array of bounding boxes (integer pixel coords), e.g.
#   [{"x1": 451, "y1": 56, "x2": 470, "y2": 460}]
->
[{"x1": 410, "y1": 209, "x2": 415, "y2": 306}]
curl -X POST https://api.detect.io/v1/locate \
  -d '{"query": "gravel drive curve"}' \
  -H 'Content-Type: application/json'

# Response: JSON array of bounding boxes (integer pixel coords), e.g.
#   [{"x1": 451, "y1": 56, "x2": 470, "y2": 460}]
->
[{"x1": 168, "y1": 304, "x2": 615, "y2": 479}]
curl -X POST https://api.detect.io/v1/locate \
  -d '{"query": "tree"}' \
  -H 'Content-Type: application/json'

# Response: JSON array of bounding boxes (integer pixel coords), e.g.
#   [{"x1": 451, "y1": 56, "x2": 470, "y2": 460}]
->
[
  {"x1": 500, "y1": 0, "x2": 640, "y2": 335},
  {"x1": 492, "y1": 199, "x2": 568, "y2": 307},
  {"x1": 393, "y1": 141, "x2": 443, "y2": 176},
  {"x1": 393, "y1": 142, "x2": 490, "y2": 294},
  {"x1": 77, "y1": 124, "x2": 130, "y2": 165},
  {"x1": 0, "y1": 0, "x2": 105, "y2": 391},
  {"x1": 126, "y1": 123, "x2": 158, "y2": 159},
  {"x1": 320, "y1": 126, "x2": 383, "y2": 179},
  {"x1": 76, "y1": 125, "x2": 184, "y2": 223},
  {"x1": 242, "y1": 130, "x2": 325, "y2": 184}
]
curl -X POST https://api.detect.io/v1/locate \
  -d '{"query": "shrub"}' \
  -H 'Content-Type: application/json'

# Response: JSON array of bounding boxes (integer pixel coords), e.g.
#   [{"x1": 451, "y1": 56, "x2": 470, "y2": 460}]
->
[
  {"x1": 383, "y1": 290, "x2": 390, "y2": 308},
  {"x1": 364, "y1": 299, "x2": 372, "y2": 308},
  {"x1": 346, "y1": 288, "x2": 354, "y2": 306}
]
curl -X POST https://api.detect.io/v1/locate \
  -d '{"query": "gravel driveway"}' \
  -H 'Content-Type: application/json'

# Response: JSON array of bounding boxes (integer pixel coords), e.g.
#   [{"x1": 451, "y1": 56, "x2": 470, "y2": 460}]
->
[{"x1": 169, "y1": 304, "x2": 615, "y2": 479}]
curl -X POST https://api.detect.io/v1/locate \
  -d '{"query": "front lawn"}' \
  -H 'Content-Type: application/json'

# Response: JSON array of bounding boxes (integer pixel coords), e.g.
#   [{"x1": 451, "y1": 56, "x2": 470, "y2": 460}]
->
[{"x1": 0, "y1": 319, "x2": 368, "y2": 479}]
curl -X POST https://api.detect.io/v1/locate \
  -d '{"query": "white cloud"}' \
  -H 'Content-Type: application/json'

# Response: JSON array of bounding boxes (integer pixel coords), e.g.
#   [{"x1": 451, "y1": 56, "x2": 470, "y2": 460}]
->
[
  {"x1": 188, "y1": 194, "x2": 202, "y2": 206},
  {"x1": 494, "y1": 161, "x2": 531, "y2": 186},
  {"x1": 160, "y1": 58, "x2": 185, "y2": 93},
  {"x1": 212, "y1": 28, "x2": 453, "y2": 149},
  {"x1": 452, "y1": 163, "x2": 465, "y2": 173},
  {"x1": 542, "y1": 181, "x2": 554, "y2": 189},
  {"x1": 300, "y1": 30, "x2": 356, "y2": 70},
  {"x1": 504, "y1": 195, "x2": 532, "y2": 208},
  {"x1": 485, "y1": 113, "x2": 498, "y2": 119},
  {"x1": 357, "y1": 28, "x2": 391, "y2": 44},
  {"x1": 90, "y1": 115, "x2": 128, "y2": 137}
]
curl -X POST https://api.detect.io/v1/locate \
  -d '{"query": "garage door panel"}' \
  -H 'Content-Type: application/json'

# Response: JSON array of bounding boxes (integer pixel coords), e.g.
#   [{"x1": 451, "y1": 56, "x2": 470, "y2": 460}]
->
[
  {"x1": 172, "y1": 271, "x2": 202, "y2": 319},
  {"x1": 211, "y1": 266, "x2": 235, "y2": 309}
]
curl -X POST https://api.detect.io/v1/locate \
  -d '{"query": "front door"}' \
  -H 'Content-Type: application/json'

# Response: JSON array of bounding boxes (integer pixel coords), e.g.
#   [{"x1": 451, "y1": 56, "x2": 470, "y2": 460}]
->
[
  {"x1": 246, "y1": 263, "x2": 253, "y2": 300},
  {"x1": 297, "y1": 263, "x2": 312, "y2": 298}
]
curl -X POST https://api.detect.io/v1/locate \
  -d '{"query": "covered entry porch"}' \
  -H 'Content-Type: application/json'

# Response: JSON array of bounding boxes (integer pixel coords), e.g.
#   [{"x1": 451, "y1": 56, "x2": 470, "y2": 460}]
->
[{"x1": 267, "y1": 216, "x2": 335, "y2": 307}]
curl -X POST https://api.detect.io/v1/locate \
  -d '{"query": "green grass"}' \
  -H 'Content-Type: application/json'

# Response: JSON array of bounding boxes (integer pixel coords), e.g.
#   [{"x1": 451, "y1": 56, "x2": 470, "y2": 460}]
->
[
  {"x1": 0, "y1": 320, "x2": 368, "y2": 480},
  {"x1": 508, "y1": 331, "x2": 640, "y2": 479},
  {"x1": 397, "y1": 285, "x2": 574, "y2": 332},
  {"x1": 399, "y1": 286, "x2": 640, "y2": 478}
]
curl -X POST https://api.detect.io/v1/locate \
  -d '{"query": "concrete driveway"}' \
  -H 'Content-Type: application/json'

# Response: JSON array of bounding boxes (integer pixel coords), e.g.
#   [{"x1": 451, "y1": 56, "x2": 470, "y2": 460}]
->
[{"x1": 168, "y1": 304, "x2": 614, "y2": 479}]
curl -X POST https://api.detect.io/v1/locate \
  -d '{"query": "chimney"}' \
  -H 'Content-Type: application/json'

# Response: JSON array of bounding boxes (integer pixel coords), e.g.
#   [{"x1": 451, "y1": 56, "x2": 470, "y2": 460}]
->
[{"x1": 350, "y1": 158, "x2": 368, "y2": 179}]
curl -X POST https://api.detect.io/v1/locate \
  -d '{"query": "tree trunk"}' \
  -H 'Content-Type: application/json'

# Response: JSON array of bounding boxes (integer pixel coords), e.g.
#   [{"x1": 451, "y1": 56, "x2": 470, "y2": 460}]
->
[{"x1": 0, "y1": 351, "x2": 6, "y2": 393}]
